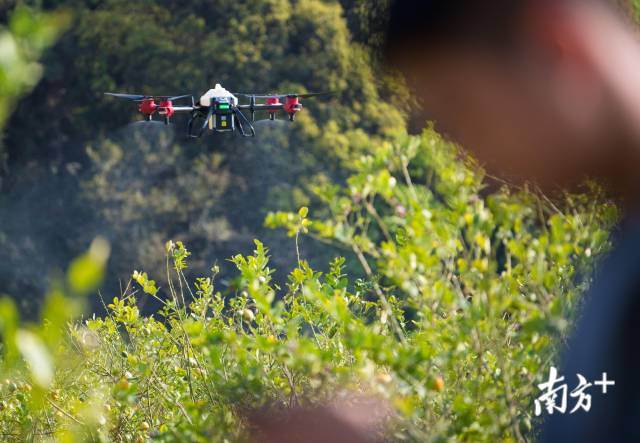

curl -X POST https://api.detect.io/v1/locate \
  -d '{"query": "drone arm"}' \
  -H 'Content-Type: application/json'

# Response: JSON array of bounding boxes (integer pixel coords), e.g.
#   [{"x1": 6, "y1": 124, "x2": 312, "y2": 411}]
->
[
  {"x1": 171, "y1": 106, "x2": 196, "y2": 112},
  {"x1": 237, "y1": 104, "x2": 283, "y2": 112}
]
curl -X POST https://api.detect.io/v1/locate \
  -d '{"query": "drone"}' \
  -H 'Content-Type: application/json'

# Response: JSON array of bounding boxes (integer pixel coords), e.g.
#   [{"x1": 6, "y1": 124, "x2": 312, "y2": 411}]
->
[{"x1": 105, "y1": 84, "x2": 330, "y2": 138}]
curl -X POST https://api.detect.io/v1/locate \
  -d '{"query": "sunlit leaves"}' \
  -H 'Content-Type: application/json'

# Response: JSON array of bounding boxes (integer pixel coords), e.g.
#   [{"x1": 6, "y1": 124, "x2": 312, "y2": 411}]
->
[
  {"x1": 132, "y1": 270, "x2": 159, "y2": 296},
  {"x1": 166, "y1": 240, "x2": 191, "y2": 272}
]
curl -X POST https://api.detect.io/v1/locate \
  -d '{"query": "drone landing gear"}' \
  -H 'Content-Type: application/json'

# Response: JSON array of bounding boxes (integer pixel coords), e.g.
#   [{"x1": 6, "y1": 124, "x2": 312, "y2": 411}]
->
[
  {"x1": 234, "y1": 108, "x2": 255, "y2": 137},
  {"x1": 187, "y1": 109, "x2": 208, "y2": 138}
]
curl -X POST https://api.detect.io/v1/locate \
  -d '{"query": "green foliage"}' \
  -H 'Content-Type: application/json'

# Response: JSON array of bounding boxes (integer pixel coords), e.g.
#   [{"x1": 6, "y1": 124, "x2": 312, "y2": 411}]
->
[
  {"x1": 0, "y1": 128, "x2": 616, "y2": 441},
  {"x1": 269, "y1": 128, "x2": 617, "y2": 439}
]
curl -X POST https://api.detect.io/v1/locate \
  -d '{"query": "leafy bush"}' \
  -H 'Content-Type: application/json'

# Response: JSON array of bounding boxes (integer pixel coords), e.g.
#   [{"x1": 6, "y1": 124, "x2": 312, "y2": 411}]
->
[{"x1": 0, "y1": 129, "x2": 616, "y2": 441}]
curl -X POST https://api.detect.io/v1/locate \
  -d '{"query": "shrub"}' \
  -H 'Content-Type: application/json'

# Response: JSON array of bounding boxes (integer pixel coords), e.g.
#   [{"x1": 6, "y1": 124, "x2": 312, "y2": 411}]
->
[{"x1": 0, "y1": 129, "x2": 616, "y2": 441}]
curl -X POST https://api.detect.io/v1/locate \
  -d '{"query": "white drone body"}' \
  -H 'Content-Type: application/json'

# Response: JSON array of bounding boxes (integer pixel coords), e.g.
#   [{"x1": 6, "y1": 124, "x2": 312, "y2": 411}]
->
[{"x1": 198, "y1": 84, "x2": 238, "y2": 107}]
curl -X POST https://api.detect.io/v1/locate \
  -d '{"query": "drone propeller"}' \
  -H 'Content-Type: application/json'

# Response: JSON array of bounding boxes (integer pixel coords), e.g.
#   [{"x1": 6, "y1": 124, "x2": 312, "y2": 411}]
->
[
  {"x1": 104, "y1": 92, "x2": 150, "y2": 100},
  {"x1": 104, "y1": 93, "x2": 192, "y2": 102},
  {"x1": 287, "y1": 92, "x2": 333, "y2": 99},
  {"x1": 157, "y1": 94, "x2": 193, "y2": 101},
  {"x1": 234, "y1": 92, "x2": 333, "y2": 99},
  {"x1": 232, "y1": 93, "x2": 259, "y2": 97}
]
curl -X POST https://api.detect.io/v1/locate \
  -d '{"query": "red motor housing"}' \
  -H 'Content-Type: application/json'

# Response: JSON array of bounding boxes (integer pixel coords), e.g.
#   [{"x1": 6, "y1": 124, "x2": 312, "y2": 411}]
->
[
  {"x1": 284, "y1": 96, "x2": 303, "y2": 115},
  {"x1": 266, "y1": 97, "x2": 281, "y2": 107},
  {"x1": 138, "y1": 98, "x2": 157, "y2": 117},
  {"x1": 157, "y1": 100, "x2": 175, "y2": 118}
]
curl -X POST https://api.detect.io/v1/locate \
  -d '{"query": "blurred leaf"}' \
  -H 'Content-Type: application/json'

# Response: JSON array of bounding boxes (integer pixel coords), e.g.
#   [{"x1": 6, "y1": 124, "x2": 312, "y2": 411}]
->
[
  {"x1": 15, "y1": 329, "x2": 53, "y2": 388},
  {"x1": 67, "y1": 237, "x2": 110, "y2": 295}
]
